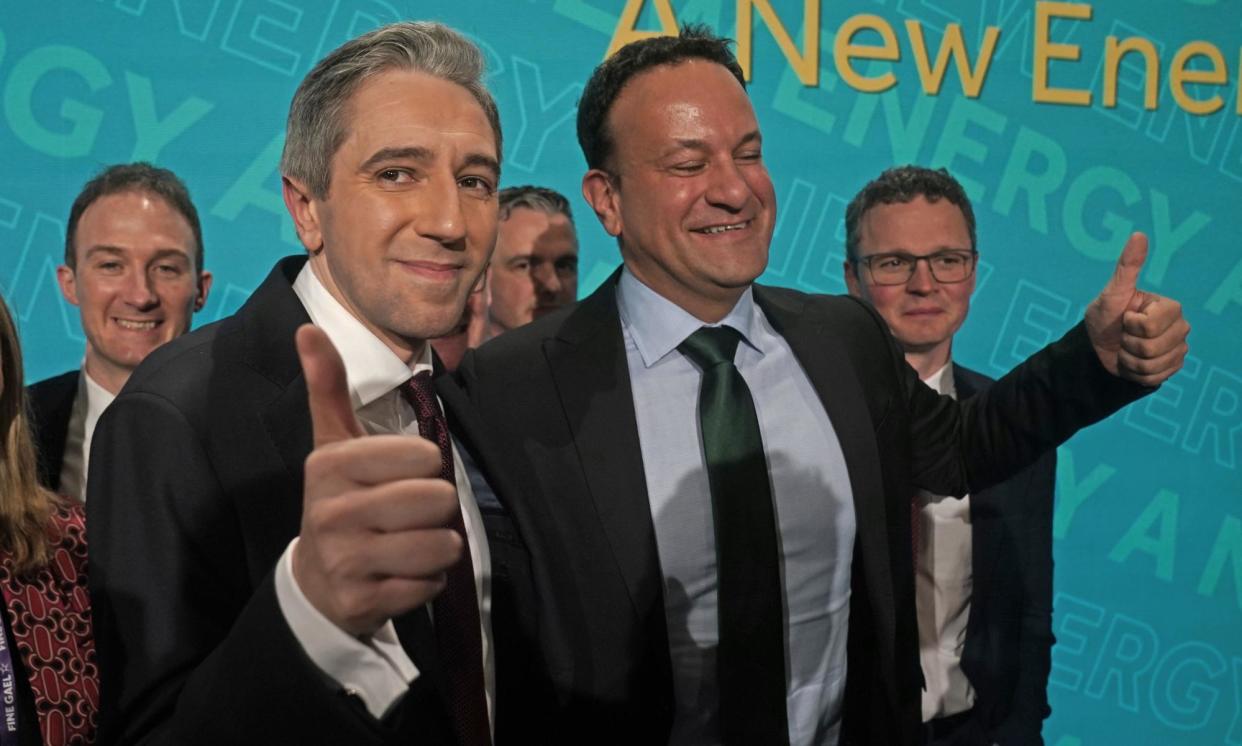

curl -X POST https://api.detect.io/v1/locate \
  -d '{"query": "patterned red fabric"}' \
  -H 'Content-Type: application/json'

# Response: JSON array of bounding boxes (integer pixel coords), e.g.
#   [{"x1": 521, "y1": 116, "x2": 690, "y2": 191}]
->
[
  {"x1": 0, "y1": 504, "x2": 99, "y2": 744},
  {"x1": 402, "y1": 371, "x2": 491, "y2": 746}
]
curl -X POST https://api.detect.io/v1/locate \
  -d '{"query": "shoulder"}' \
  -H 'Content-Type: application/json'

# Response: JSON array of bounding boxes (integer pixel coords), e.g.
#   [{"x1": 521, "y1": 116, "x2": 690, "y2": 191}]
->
[
  {"x1": 119, "y1": 260, "x2": 306, "y2": 415},
  {"x1": 0, "y1": 501, "x2": 88, "y2": 602},
  {"x1": 26, "y1": 369, "x2": 79, "y2": 406},
  {"x1": 48, "y1": 501, "x2": 89, "y2": 577},
  {"x1": 756, "y1": 284, "x2": 885, "y2": 324},
  {"x1": 953, "y1": 364, "x2": 995, "y2": 394},
  {"x1": 755, "y1": 284, "x2": 894, "y2": 353},
  {"x1": 119, "y1": 320, "x2": 227, "y2": 409},
  {"x1": 478, "y1": 305, "x2": 574, "y2": 361}
]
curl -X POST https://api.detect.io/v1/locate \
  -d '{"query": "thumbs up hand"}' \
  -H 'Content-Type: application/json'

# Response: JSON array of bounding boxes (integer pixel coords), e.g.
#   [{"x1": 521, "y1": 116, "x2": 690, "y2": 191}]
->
[
  {"x1": 1085, "y1": 232, "x2": 1190, "y2": 387},
  {"x1": 292, "y1": 324, "x2": 463, "y2": 637}
]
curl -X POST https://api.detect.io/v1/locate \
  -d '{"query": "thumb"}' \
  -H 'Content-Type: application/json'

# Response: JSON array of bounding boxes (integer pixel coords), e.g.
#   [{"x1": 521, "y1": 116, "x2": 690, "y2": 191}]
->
[
  {"x1": 1101, "y1": 231, "x2": 1148, "y2": 298},
  {"x1": 296, "y1": 324, "x2": 364, "y2": 447}
]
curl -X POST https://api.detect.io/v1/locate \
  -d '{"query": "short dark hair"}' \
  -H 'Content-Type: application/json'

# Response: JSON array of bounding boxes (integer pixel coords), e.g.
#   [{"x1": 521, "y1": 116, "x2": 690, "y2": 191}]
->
[
  {"x1": 64, "y1": 162, "x2": 205, "y2": 274},
  {"x1": 577, "y1": 24, "x2": 746, "y2": 172},
  {"x1": 498, "y1": 185, "x2": 574, "y2": 223},
  {"x1": 844, "y1": 165, "x2": 977, "y2": 262}
]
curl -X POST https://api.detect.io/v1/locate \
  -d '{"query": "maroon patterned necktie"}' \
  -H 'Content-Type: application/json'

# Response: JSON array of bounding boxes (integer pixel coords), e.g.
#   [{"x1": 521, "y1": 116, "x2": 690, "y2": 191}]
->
[{"x1": 402, "y1": 370, "x2": 491, "y2": 746}]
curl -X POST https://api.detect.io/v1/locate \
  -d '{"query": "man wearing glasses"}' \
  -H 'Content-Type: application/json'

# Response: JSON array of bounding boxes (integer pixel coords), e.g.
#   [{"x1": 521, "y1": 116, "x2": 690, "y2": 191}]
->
[{"x1": 845, "y1": 165, "x2": 1055, "y2": 746}]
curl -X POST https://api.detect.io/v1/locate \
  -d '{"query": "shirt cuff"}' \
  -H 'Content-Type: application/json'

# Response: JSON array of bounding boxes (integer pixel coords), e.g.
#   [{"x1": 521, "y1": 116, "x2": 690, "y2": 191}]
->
[{"x1": 274, "y1": 537, "x2": 420, "y2": 718}]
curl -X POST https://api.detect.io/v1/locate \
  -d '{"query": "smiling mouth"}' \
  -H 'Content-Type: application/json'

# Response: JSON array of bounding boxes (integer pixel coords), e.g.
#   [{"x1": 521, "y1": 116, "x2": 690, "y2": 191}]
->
[
  {"x1": 692, "y1": 220, "x2": 751, "y2": 235},
  {"x1": 396, "y1": 260, "x2": 465, "y2": 280},
  {"x1": 115, "y1": 319, "x2": 160, "y2": 331}
]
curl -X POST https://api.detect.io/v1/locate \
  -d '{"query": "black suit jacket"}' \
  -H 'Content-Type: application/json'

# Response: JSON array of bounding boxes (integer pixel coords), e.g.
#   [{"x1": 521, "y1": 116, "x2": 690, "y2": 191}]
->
[
  {"x1": 26, "y1": 369, "x2": 79, "y2": 492},
  {"x1": 953, "y1": 366, "x2": 1055, "y2": 744},
  {"x1": 86, "y1": 256, "x2": 536, "y2": 745},
  {"x1": 454, "y1": 276, "x2": 1145, "y2": 746}
]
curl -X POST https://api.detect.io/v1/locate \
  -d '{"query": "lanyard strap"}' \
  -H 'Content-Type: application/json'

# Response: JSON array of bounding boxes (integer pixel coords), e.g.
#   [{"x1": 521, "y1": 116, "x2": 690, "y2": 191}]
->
[{"x1": 0, "y1": 612, "x2": 21, "y2": 746}]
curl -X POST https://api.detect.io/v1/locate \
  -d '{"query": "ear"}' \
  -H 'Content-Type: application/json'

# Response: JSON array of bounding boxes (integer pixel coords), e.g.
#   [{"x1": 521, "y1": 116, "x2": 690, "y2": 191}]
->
[
  {"x1": 193, "y1": 270, "x2": 214, "y2": 312},
  {"x1": 56, "y1": 265, "x2": 81, "y2": 307},
  {"x1": 843, "y1": 260, "x2": 864, "y2": 299},
  {"x1": 282, "y1": 176, "x2": 324, "y2": 253},
  {"x1": 582, "y1": 169, "x2": 622, "y2": 237}
]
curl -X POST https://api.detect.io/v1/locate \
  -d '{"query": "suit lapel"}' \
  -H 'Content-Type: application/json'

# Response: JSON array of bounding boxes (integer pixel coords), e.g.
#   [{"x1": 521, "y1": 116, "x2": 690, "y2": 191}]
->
[
  {"x1": 544, "y1": 277, "x2": 663, "y2": 621},
  {"x1": 755, "y1": 287, "x2": 898, "y2": 686},
  {"x1": 954, "y1": 367, "x2": 999, "y2": 615},
  {"x1": 240, "y1": 257, "x2": 443, "y2": 683},
  {"x1": 438, "y1": 372, "x2": 551, "y2": 568},
  {"x1": 243, "y1": 258, "x2": 314, "y2": 504},
  {"x1": 29, "y1": 370, "x2": 79, "y2": 490}
]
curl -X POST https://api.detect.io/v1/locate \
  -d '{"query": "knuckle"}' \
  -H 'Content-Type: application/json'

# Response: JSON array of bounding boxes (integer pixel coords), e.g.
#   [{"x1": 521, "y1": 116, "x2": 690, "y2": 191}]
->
[
  {"x1": 422, "y1": 482, "x2": 459, "y2": 521},
  {"x1": 304, "y1": 450, "x2": 332, "y2": 482},
  {"x1": 420, "y1": 529, "x2": 463, "y2": 570},
  {"x1": 307, "y1": 493, "x2": 352, "y2": 532},
  {"x1": 442, "y1": 528, "x2": 465, "y2": 557},
  {"x1": 324, "y1": 546, "x2": 362, "y2": 581},
  {"x1": 302, "y1": 500, "x2": 334, "y2": 534},
  {"x1": 338, "y1": 584, "x2": 376, "y2": 624}
]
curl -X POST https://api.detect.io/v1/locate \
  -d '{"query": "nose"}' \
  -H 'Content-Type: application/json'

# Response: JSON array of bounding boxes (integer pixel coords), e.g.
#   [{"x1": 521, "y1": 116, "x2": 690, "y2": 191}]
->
[
  {"x1": 703, "y1": 160, "x2": 752, "y2": 213},
  {"x1": 414, "y1": 174, "x2": 469, "y2": 248},
  {"x1": 124, "y1": 270, "x2": 159, "y2": 310},
  {"x1": 906, "y1": 258, "x2": 936, "y2": 294},
  {"x1": 532, "y1": 263, "x2": 561, "y2": 296}
]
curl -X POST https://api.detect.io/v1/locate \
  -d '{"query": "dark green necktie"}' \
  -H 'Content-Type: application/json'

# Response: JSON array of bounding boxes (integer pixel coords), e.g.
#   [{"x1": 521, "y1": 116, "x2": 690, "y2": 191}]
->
[{"x1": 678, "y1": 326, "x2": 789, "y2": 746}]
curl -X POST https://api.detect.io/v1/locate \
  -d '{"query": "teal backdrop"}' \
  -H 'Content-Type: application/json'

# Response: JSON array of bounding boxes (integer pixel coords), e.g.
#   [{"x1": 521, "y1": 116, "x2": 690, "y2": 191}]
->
[{"x1": 1, "y1": 2, "x2": 1239, "y2": 743}]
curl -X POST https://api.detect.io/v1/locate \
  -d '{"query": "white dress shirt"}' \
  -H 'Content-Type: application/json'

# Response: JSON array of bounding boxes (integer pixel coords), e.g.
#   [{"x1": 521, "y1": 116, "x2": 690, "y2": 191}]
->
[
  {"x1": 59, "y1": 367, "x2": 115, "y2": 502},
  {"x1": 272, "y1": 263, "x2": 494, "y2": 725},
  {"x1": 617, "y1": 270, "x2": 856, "y2": 746},
  {"x1": 915, "y1": 361, "x2": 976, "y2": 721}
]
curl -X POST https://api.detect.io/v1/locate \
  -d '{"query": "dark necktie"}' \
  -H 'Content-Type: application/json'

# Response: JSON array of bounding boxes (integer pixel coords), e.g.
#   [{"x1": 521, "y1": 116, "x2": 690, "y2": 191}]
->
[
  {"x1": 678, "y1": 327, "x2": 789, "y2": 746},
  {"x1": 402, "y1": 371, "x2": 491, "y2": 746}
]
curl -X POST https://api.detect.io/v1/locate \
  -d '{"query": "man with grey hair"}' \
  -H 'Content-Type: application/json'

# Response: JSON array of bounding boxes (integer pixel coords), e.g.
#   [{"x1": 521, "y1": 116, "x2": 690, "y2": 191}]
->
[
  {"x1": 89, "y1": 21, "x2": 512, "y2": 746},
  {"x1": 431, "y1": 184, "x2": 578, "y2": 370},
  {"x1": 486, "y1": 185, "x2": 578, "y2": 338}
]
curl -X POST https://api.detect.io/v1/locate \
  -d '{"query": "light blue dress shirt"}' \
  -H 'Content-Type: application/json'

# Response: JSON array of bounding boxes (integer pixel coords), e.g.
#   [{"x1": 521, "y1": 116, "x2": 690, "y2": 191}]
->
[{"x1": 616, "y1": 269, "x2": 857, "y2": 746}]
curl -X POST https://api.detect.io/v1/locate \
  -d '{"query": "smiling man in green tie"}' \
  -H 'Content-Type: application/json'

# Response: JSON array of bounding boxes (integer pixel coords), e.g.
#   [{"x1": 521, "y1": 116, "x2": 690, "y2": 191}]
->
[{"x1": 452, "y1": 25, "x2": 1189, "y2": 746}]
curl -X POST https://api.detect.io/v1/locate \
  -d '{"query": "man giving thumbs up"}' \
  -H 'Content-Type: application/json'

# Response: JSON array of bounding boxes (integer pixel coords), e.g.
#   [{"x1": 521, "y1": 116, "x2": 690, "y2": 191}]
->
[{"x1": 87, "y1": 22, "x2": 504, "y2": 746}]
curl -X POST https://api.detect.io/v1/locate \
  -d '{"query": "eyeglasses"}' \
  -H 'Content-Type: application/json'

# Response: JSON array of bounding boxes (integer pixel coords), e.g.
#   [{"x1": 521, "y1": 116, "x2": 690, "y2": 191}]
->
[{"x1": 855, "y1": 250, "x2": 978, "y2": 285}]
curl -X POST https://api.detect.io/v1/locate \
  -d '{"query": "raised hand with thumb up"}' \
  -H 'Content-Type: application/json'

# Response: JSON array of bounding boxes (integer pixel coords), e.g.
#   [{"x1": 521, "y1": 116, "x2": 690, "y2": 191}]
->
[
  {"x1": 291, "y1": 324, "x2": 463, "y2": 637},
  {"x1": 1085, "y1": 232, "x2": 1191, "y2": 387}
]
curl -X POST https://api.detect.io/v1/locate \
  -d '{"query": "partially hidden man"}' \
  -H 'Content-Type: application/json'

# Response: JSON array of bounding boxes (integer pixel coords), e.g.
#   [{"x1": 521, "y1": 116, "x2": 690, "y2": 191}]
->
[
  {"x1": 87, "y1": 22, "x2": 522, "y2": 745},
  {"x1": 845, "y1": 165, "x2": 1056, "y2": 746},
  {"x1": 28, "y1": 163, "x2": 212, "y2": 501},
  {"x1": 452, "y1": 26, "x2": 1190, "y2": 746}
]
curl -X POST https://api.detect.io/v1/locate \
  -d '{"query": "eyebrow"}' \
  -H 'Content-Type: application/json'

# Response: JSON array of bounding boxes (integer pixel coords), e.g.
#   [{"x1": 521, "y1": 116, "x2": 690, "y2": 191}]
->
[
  {"x1": 358, "y1": 146, "x2": 434, "y2": 172},
  {"x1": 83, "y1": 246, "x2": 192, "y2": 262},
  {"x1": 462, "y1": 152, "x2": 501, "y2": 179},
  {"x1": 865, "y1": 247, "x2": 972, "y2": 258},
  {"x1": 359, "y1": 147, "x2": 500, "y2": 179},
  {"x1": 83, "y1": 246, "x2": 126, "y2": 259},
  {"x1": 661, "y1": 130, "x2": 763, "y2": 157}
]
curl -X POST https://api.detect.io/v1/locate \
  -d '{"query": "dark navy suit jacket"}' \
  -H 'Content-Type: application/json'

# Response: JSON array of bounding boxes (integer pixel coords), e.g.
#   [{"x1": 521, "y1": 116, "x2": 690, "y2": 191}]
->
[
  {"x1": 26, "y1": 369, "x2": 79, "y2": 492},
  {"x1": 953, "y1": 365, "x2": 1055, "y2": 744}
]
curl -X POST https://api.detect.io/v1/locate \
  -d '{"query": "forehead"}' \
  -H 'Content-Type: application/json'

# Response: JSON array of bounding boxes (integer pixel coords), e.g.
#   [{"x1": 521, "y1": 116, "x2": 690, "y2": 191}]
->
[
  {"x1": 75, "y1": 190, "x2": 195, "y2": 252},
  {"x1": 607, "y1": 60, "x2": 758, "y2": 156},
  {"x1": 497, "y1": 208, "x2": 577, "y2": 255},
  {"x1": 335, "y1": 68, "x2": 496, "y2": 162},
  {"x1": 858, "y1": 196, "x2": 971, "y2": 254}
]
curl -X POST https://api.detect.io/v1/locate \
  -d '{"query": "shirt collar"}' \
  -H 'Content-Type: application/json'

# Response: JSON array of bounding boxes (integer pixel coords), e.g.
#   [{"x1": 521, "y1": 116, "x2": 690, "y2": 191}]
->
[
  {"x1": 616, "y1": 267, "x2": 763, "y2": 368},
  {"x1": 292, "y1": 262, "x2": 431, "y2": 410},
  {"x1": 80, "y1": 367, "x2": 116, "y2": 433},
  {"x1": 922, "y1": 360, "x2": 956, "y2": 398}
]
